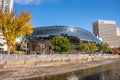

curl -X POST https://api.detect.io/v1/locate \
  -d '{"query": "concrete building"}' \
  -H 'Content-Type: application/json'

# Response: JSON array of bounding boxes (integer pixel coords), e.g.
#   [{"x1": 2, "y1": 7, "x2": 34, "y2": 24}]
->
[
  {"x1": 0, "y1": 31, "x2": 7, "y2": 51},
  {"x1": 0, "y1": 0, "x2": 14, "y2": 12},
  {"x1": 93, "y1": 20, "x2": 120, "y2": 48},
  {"x1": 0, "y1": 0, "x2": 14, "y2": 51}
]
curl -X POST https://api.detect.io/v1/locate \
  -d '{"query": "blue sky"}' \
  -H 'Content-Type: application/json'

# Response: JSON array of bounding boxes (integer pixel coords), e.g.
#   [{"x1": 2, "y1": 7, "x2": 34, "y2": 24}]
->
[{"x1": 14, "y1": 0, "x2": 120, "y2": 32}]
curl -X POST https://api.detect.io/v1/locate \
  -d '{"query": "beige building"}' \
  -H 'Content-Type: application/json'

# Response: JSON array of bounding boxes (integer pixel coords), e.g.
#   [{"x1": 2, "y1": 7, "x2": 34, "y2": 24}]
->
[
  {"x1": 116, "y1": 28, "x2": 120, "y2": 36},
  {"x1": 93, "y1": 20, "x2": 120, "y2": 48}
]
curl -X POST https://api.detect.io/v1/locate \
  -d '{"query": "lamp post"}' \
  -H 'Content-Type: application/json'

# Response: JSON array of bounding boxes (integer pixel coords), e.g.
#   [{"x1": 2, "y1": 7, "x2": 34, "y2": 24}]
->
[{"x1": 25, "y1": 35, "x2": 28, "y2": 55}]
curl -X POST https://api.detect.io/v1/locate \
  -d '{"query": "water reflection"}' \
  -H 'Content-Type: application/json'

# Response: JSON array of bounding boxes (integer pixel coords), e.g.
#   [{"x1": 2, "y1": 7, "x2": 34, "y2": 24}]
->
[
  {"x1": 66, "y1": 65, "x2": 120, "y2": 80},
  {"x1": 67, "y1": 75, "x2": 79, "y2": 80},
  {"x1": 27, "y1": 60, "x2": 120, "y2": 80},
  {"x1": 66, "y1": 73, "x2": 102, "y2": 80},
  {"x1": 81, "y1": 73, "x2": 102, "y2": 80},
  {"x1": 80, "y1": 69, "x2": 120, "y2": 80}
]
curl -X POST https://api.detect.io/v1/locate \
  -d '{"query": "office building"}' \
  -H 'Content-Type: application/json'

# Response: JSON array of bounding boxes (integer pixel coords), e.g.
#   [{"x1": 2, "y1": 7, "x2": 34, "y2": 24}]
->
[
  {"x1": 0, "y1": 0, "x2": 14, "y2": 12},
  {"x1": 0, "y1": 31, "x2": 7, "y2": 51},
  {"x1": 93, "y1": 20, "x2": 120, "y2": 47}
]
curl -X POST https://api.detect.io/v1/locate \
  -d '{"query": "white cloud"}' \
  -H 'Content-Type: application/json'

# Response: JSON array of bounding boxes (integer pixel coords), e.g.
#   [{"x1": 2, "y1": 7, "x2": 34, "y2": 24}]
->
[{"x1": 15, "y1": 0, "x2": 57, "y2": 5}]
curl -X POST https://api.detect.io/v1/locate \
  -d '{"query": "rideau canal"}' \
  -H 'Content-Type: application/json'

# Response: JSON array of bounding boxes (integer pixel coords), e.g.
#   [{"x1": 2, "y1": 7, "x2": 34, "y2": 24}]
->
[{"x1": 23, "y1": 59, "x2": 120, "y2": 80}]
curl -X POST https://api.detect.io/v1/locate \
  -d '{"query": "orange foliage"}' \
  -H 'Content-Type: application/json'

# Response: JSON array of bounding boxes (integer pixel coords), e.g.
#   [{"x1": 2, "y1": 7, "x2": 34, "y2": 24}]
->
[{"x1": 111, "y1": 48, "x2": 120, "y2": 54}]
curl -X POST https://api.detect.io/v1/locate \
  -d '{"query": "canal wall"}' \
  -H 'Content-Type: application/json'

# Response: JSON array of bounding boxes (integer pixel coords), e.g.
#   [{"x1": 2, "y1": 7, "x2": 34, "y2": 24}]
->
[
  {"x1": 0, "y1": 54, "x2": 119, "y2": 69},
  {"x1": 0, "y1": 58, "x2": 119, "y2": 80},
  {"x1": 19, "y1": 59, "x2": 120, "y2": 80}
]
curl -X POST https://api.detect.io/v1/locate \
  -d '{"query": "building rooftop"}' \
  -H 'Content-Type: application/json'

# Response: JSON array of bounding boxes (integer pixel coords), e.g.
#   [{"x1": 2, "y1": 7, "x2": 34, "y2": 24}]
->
[
  {"x1": 31, "y1": 26, "x2": 101, "y2": 43},
  {"x1": 94, "y1": 20, "x2": 116, "y2": 24}
]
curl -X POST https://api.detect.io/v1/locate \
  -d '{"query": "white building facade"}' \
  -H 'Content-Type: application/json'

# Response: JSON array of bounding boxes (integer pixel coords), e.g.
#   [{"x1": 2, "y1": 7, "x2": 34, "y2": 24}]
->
[
  {"x1": 0, "y1": 0, "x2": 14, "y2": 12},
  {"x1": 0, "y1": 31, "x2": 7, "y2": 51}
]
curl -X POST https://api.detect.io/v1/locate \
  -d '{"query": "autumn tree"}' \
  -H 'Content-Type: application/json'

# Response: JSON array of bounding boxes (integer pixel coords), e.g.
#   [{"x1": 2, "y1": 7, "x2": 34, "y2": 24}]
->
[
  {"x1": 51, "y1": 36, "x2": 71, "y2": 52},
  {"x1": 78, "y1": 41, "x2": 98, "y2": 53},
  {"x1": 0, "y1": 11, "x2": 33, "y2": 54},
  {"x1": 79, "y1": 44, "x2": 90, "y2": 52},
  {"x1": 111, "y1": 48, "x2": 120, "y2": 54},
  {"x1": 98, "y1": 43, "x2": 111, "y2": 53},
  {"x1": 78, "y1": 40, "x2": 88, "y2": 52},
  {"x1": 88, "y1": 42, "x2": 98, "y2": 52}
]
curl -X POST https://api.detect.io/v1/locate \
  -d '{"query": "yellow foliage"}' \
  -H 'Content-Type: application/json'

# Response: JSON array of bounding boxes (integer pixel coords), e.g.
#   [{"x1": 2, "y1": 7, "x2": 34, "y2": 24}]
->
[{"x1": 0, "y1": 11, "x2": 33, "y2": 51}]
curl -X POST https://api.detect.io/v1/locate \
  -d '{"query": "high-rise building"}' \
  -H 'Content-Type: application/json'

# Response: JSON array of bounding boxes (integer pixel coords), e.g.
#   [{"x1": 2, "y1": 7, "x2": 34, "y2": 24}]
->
[
  {"x1": 93, "y1": 20, "x2": 120, "y2": 48},
  {"x1": 0, "y1": 0, "x2": 14, "y2": 52},
  {"x1": 0, "y1": 0, "x2": 14, "y2": 12},
  {"x1": 0, "y1": 31, "x2": 7, "y2": 51}
]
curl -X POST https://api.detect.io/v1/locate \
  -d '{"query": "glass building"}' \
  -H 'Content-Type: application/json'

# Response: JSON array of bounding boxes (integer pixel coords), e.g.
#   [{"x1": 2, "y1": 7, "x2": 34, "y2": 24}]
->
[{"x1": 30, "y1": 26, "x2": 100, "y2": 43}]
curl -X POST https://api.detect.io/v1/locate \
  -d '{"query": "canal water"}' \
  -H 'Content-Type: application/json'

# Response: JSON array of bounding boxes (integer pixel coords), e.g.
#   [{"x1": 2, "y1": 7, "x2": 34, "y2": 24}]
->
[
  {"x1": 67, "y1": 60, "x2": 120, "y2": 80},
  {"x1": 23, "y1": 60, "x2": 120, "y2": 80},
  {"x1": 48, "y1": 66, "x2": 120, "y2": 80}
]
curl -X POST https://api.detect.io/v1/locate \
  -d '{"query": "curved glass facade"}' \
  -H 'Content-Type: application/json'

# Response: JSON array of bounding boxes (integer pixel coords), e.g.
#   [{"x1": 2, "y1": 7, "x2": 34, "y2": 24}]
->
[{"x1": 31, "y1": 26, "x2": 101, "y2": 43}]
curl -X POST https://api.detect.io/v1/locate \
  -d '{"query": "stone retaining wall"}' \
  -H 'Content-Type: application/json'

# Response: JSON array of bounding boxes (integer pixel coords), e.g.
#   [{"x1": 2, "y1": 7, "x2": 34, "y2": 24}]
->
[{"x1": 0, "y1": 54, "x2": 119, "y2": 68}]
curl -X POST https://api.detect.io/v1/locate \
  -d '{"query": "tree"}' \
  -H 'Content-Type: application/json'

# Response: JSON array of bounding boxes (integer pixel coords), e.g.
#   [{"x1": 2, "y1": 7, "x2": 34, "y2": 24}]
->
[
  {"x1": 0, "y1": 11, "x2": 33, "y2": 54},
  {"x1": 88, "y1": 42, "x2": 98, "y2": 52},
  {"x1": 111, "y1": 48, "x2": 120, "y2": 54},
  {"x1": 79, "y1": 43, "x2": 90, "y2": 52},
  {"x1": 98, "y1": 43, "x2": 111, "y2": 53},
  {"x1": 78, "y1": 41, "x2": 98, "y2": 53},
  {"x1": 51, "y1": 36, "x2": 71, "y2": 52}
]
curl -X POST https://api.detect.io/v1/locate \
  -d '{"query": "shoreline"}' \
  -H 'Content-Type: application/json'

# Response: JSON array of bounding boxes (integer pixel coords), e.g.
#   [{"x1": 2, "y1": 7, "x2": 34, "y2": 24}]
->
[
  {"x1": 20, "y1": 59, "x2": 120, "y2": 80},
  {"x1": 0, "y1": 57, "x2": 120, "y2": 80},
  {"x1": 0, "y1": 54, "x2": 119, "y2": 68}
]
